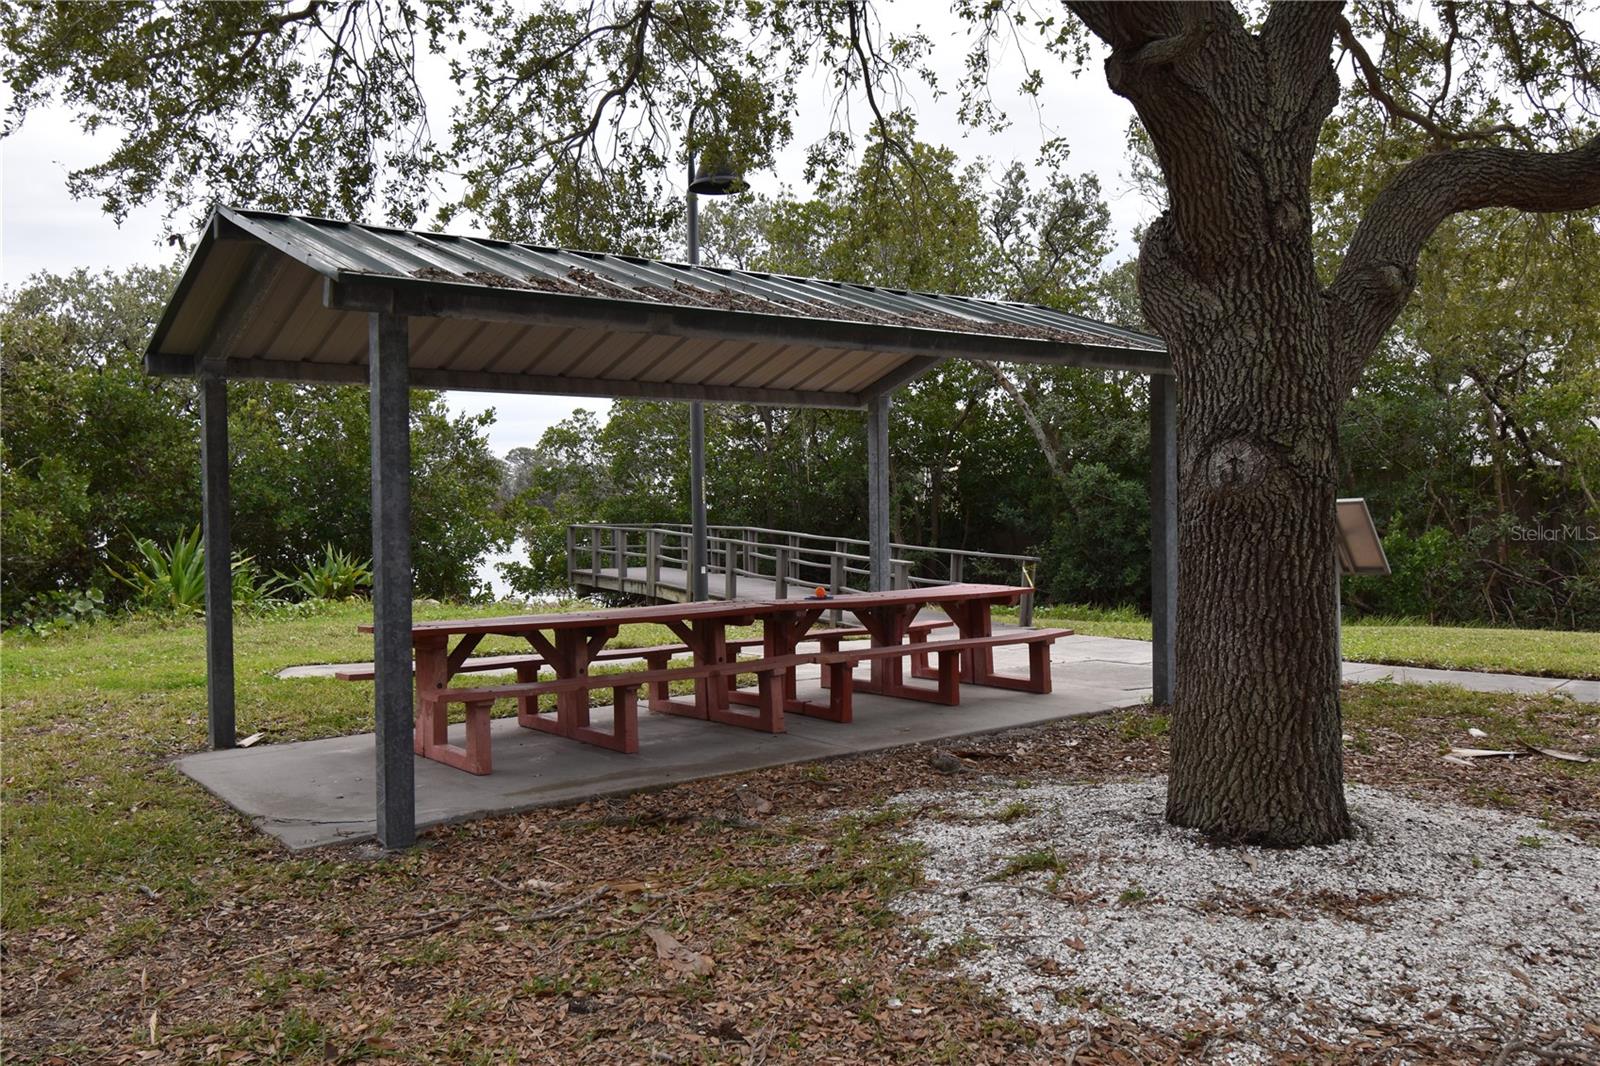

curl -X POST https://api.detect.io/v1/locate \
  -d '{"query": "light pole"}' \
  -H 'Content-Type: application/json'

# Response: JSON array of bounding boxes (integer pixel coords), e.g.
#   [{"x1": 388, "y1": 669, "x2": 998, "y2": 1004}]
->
[{"x1": 685, "y1": 140, "x2": 742, "y2": 601}]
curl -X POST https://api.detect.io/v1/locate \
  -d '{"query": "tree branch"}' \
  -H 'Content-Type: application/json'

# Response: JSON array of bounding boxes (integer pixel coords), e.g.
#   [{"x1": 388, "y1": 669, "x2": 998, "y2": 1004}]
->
[
  {"x1": 979, "y1": 361, "x2": 1072, "y2": 493},
  {"x1": 1335, "y1": 16, "x2": 1524, "y2": 146},
  {"x1": 844, "y1": 1, "x2": 922, "y2": 184},
  {"x1": 1063, "y1": 2, "x2": 1189, "y2": 52},
  {"x1": 1261, "y1": 2, "x2": 1345, "y2": 96},
  {"x1": 1329, "y1": 135, "x2": 1600, "y2": 385}
]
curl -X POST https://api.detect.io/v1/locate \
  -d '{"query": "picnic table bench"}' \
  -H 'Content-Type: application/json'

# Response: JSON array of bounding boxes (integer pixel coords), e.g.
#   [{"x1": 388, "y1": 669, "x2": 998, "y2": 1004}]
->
[
  {"x1": 355, "y1": 585, "x2": 1069, "y2": 774},
  {"x1": 332, "y1": 620, "x2": 952, "y2": 682},
  {"x1": 421, "y1": 653, "x2": 817, "y2": 772}
]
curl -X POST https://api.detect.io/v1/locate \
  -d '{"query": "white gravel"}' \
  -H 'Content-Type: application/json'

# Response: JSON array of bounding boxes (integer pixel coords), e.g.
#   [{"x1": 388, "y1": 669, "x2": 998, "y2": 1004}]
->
[{"x1": 891, "y1": 778, "x2": 1600, "y2": 1056}]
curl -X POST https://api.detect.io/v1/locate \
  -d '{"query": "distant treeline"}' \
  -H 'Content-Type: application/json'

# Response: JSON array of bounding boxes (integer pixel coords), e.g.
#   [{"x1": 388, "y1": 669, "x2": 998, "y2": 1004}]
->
[
  {"x1": 496, "y1": 136, "x2": 1600, "y2": 631},
  {"x1": 6, "y1": 133, "x2": 1597, "y2": 630},
  {"x1": 1, "y1": 266, "x2": 507, "y2": 627}
]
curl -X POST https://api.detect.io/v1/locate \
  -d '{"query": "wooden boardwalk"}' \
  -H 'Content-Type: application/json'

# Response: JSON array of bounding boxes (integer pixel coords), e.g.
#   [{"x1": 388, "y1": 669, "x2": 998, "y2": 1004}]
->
[
  {"x1": 578, "y1": 563, "x2": 825, "y2": 603},
  {"x1": 566, "y1": 522, "x2": 1038, "y2": 623}
]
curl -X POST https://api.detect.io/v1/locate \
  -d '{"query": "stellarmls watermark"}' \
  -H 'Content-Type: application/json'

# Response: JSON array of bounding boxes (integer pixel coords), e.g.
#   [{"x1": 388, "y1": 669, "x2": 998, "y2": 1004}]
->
[{"x1": 1510, "y1": 524, "x2": 1600, "y2": 542}]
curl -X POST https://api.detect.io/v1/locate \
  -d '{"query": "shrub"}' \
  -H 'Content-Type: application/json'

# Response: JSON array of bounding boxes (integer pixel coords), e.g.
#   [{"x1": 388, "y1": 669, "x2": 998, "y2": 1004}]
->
[
  {"x1": 1039, "y1": 463, "x2": 1150, "y2": 608},
  {"x1": 282, "y1": 545, "x2": 373, "y2": 601},
  {"x1": 230, "y1": 555, "x2": 290, "y2": 614},
  {"x1": 108, "y1": 528, "x2": 207, "y2": 614},
  {"x1": 6, "y1": 588, "x2": 107, "y2": 636},
  {"x1": 107, "y1": 527, "x2": 288, "y2": 617}
]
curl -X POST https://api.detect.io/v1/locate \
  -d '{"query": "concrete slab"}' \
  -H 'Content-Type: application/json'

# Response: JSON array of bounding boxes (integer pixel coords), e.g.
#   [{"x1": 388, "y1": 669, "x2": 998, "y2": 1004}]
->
[
  {"x1": 183, "y1": 644, "x2": 1134, "y2": 850},
  {"x1": 199, "y1": 634, "x2": 1597, "y2": 852},
  {"x1": 1554, "y1": 679, "x2": 1600, "y2": 703},
  {"x1": 1339, "y1": 663, "x2": 1577, "y2": 695}
]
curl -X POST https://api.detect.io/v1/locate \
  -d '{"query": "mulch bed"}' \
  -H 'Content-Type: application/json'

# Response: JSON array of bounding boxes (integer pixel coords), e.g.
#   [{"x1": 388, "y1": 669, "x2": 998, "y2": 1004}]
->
[{"x1": 3, "y1": 694, "x2": 1596, "y2": 1065}]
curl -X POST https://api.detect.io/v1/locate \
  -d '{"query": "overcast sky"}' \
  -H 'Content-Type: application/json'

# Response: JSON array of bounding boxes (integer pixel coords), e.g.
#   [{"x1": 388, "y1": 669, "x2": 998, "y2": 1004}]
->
[{"x1": 0, "y1": 3, "x2": 1143, "y2": 455}]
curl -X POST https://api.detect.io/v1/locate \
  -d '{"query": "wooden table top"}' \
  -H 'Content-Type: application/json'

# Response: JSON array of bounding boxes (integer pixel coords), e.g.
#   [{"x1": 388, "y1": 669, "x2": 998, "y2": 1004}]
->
[{"x1": 359, "y1": 584, "x2": 1026, "y2": 637}]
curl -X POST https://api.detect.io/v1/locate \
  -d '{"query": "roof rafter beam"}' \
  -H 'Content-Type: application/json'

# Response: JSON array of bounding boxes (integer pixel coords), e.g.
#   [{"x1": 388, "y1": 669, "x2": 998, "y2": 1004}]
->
[
  {"x1": 197, "y1": 246, "x2": 289, "y2": 370},
  {"x1": 859, "y1": 356, "x2": 946, "y2": 399},
  {"x1": 145, "y1": 352, "x2": 865, "y2": 410}
]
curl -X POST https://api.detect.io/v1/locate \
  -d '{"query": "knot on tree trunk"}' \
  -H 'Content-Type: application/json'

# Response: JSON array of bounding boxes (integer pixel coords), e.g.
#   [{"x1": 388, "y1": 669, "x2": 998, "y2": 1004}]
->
[
  {"x1": 1271, "y1": 199, "x2": 1306, "y2": 239},
  {"x1": 1365, "y1": 261, "x2": 1413, "y2": 298},
  {"x1": 1138, "y1": 214, "x2": 1226, "y2": 331},
  {"x1": 1202, "y1": 439, "x2": 1272, "y2": 494},
  {"x1": 1104, "y1": 10, "x2": 1216, "y2": 94}
]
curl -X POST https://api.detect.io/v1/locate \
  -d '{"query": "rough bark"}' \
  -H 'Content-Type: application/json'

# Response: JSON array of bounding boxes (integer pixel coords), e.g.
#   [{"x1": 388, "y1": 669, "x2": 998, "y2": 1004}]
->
[{"x1": 1062, "y1": 0, "x2": 1600, "y2": 845}]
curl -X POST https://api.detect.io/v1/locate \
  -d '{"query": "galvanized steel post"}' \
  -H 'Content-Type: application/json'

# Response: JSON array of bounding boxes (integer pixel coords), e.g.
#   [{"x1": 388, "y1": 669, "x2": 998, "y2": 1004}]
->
[
  {"x1": 369, "y1": 312, "x2": 415, "y2": 849},
  {"x1": 1150, "y1": 374, "x2": 1179, "y2": 706},
  {"x1": 686, "y1": 155, "x2": 711, "y2": 603},
  {"x1": 199, "y1": 370, "x2": 235, "y2": 749},
  {"x1": 690, "y1": 402, "x2": 708, "y2": 600},
  {"x1": 866, "y1": 392, "x2": 891, "y2": 592}
]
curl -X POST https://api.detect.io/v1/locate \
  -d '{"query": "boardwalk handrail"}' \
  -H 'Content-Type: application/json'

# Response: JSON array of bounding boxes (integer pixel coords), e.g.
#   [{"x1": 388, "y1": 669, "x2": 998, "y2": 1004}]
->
[{"x1": 566, "y1": 522, "x2": 1038, "y2": 625}]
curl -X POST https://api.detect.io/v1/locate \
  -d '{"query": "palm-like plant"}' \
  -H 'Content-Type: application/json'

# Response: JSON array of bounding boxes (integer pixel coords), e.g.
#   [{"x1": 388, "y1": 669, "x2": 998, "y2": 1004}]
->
[
  {"x1": 108, "y1": 527, "x2": 207, "y2": 614},
  {"x1": 282, "y1": 545, "x2": 373, "y2": 601},
  {"x1": 109, "y1": 528, "x2": 289, "y2": 615},
  {"x1": 231, "y1": 554, "x2": 290, "y2": 612}
]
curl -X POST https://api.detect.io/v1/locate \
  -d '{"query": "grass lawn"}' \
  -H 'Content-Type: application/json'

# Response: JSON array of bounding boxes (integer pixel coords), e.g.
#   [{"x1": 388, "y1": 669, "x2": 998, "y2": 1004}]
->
[
  {"x1": 1001, "y1": 604, "x2": 1600, "y2": 680},
  {"x1": 3, "y1": 604, "x2": 1597, "y2": 1061},
  {"x1": 0, "y1": 600, "x2": 746, "y2": 932}
]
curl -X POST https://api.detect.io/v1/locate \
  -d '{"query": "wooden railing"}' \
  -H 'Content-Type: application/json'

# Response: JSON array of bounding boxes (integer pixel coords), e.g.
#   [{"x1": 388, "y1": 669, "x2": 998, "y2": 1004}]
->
[{"x1": 566, "y1": 522, "x2": 1038, "y2": 625}]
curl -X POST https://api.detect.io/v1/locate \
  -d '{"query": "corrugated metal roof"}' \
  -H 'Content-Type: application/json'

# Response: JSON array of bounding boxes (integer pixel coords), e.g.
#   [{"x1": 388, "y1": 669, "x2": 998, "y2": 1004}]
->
[{"x1": 145, "y1": 206, "x2": 1168, "y2": 408}]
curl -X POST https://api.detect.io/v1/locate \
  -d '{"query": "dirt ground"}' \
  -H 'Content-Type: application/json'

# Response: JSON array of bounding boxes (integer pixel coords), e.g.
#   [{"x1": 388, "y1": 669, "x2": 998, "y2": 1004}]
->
[{"x1": 4, "y1": 689, "x2": 1598, "y2": 1065}]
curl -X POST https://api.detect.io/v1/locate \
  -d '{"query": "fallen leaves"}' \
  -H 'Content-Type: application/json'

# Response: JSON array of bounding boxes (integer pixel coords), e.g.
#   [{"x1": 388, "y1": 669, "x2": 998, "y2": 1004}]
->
[
  {"x1": 1527, "y1": 745, "x2": 1593, "y2": 763},
  {"x1": 645, "y1": 926, "x2": 715, "y2": 978},
  {"x1": 6, "y1": 694, "x2": 1595, "y2": 1064},
  {"x1": 734, "y1": 789, "x2": 773, "y2": 816}
]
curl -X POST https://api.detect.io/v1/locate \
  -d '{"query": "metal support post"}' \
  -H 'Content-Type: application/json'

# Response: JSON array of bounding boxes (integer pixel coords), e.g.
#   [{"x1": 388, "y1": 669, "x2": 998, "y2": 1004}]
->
[
  {"x1": 1150, "y1": 374, "x2": 1179, "y2": 705},
  {"x1": 690, "y1": 403, "x2": 708, "y2": 600},
  {"x1": 369, "y1": 312, "x2": 415, "y2": 849},
  {"x1": 866, "y1": 393, "x2": 891, "y2": 591},
  {"x1": 200, "y1": 370, "x2": 235, "y2": 749}
]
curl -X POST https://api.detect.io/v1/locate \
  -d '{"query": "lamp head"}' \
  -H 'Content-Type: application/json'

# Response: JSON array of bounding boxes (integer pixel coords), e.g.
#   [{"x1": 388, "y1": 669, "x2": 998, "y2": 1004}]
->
[{"x1": 688, "y1": 157, "x2": 744, "y2": 196}]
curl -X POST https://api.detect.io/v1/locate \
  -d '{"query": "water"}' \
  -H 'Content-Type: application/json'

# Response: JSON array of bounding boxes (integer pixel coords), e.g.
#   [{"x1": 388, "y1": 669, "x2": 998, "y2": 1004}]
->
[{"x1": 478, "y1": 538, "x2": 526, "y2": 600}]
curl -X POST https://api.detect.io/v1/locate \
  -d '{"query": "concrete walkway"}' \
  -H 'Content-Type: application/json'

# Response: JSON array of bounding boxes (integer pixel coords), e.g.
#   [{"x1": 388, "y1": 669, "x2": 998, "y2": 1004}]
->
[
  {"x1": 278, "y1": 633, "x2": 1600, "y2": 703},
  {"x1": 191, "y1": 634, "x2": 1597, "y2": 852},
  {"x1": 1341, "y1": 659, "x2": 1600, "y2": 701}
]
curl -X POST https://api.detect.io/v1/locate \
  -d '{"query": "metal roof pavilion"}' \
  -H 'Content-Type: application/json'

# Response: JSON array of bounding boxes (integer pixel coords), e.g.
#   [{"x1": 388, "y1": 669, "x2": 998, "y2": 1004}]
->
[
  {"x1": 146, "y1": 206, "x2": 1169, "y2": 406},
  {"x1": 148, "y1": 205, "x2": 1178, "y2": 850}
]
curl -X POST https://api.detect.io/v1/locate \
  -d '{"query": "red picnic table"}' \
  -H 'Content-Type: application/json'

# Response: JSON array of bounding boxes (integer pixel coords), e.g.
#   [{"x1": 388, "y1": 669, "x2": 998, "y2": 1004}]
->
[
  {"x1": 746, "y1": 584, "x2": 1034, "y2": 715},
  {"x1": 360, "y1": 583, "x2": 1059, "y2": 774}
]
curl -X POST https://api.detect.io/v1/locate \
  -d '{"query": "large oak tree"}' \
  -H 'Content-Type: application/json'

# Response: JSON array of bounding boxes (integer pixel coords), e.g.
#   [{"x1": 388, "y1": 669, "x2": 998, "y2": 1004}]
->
[{"x1": 6, "y1": 0, "x2": 1597, "y2": 844}]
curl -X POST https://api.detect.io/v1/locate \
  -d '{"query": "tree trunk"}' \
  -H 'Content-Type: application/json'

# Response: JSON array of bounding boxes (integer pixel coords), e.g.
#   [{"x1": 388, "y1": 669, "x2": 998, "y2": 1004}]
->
[
  {"x1": 1063, "y1": 0, "x2": 1600, "y2": 846},
  {"x1": 1143, "y1": 219, "x2": 1351, "y2": 845},
  {"x1": 1094, "y1": 5, "x2": 1356, "y2": 846}
]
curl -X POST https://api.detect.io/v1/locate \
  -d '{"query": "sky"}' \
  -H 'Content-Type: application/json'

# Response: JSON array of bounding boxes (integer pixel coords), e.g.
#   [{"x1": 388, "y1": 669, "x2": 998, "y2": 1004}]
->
[{"x1": 0, "y1": 3, "x2": 1144, "y2": 456}]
